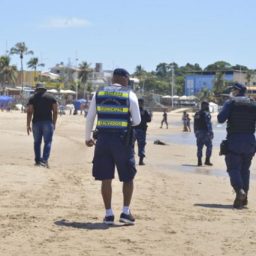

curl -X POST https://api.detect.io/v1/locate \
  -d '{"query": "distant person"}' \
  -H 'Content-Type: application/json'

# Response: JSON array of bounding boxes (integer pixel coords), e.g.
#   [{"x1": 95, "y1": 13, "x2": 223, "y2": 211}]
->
[
  {"x1": 182, "y1": 111, "x2": 191, "y2": 132},
  {"x1": 27, "y1": 83, "x2": 58, "y2": 168},
  {"x1": 194, "y1": 101, "x2": 213, "y2": 166},
  {"x1": 182, "y1": 111, "x2": 188, "y2": 131},
  {"x1": 85, "y1": 68, "x2": 141, "y2": 225},
  {"x1": 80, "y1": 103, "x2": 85, "y2": 115},
  {"x1": 59, "y1": 104, "x2": 65, "y2": 116},
  {"x1": 185, "y1": 113, "x2": 191, "y2": 132},
  {"x1": 134, "y1": 98, "x2": 152, "y2": 165},
  {"x1": 160, "y1": 109, "x2": 168, "y2": 129},
  {"x1": 217, "y1": 83, "x2": 256, "y2": 209}
]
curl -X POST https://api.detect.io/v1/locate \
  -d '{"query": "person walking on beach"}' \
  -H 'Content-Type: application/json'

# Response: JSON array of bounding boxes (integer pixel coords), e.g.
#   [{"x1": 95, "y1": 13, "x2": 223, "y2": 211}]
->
[
  {"x1": 27, "y1": 83, "x2": 58, "y2": 168},
  {"x1": 217, "y1": 83, "x2": 256, "y2": 209},
  {"x1": 85, "y1": 68, "x2": 141, "y2": 225},
  {"x1": 182, "y1": 111, "x2": 191, "y2": 132},
  {"x1": 194, "y1": 101, "x2": 213, "y2": 166},
  {"x1": 160, "y1": 109, "x2": 168, "y2": 129},
  {"x1": 182, "y1": 111, "x2": 188, "y2": 131},
  {"x1": 134, "y1": 98, "x2": 152, "y2": 165},
  {"x1": 186, "y1": 113, "x2": 191, "y2": 132}
]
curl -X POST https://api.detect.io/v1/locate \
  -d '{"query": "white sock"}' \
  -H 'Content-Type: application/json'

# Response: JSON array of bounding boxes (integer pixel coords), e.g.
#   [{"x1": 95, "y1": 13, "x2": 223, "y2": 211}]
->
[
  {"x1": 122, "y1": 206, "x2": 130, "y2": 215},
  {"x1": 105, "y1": 209, "x2": 114, "y2": 217}
]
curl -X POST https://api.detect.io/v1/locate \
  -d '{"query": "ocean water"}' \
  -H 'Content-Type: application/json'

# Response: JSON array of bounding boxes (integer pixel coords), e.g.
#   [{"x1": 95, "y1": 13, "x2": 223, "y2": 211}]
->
[
  {"x1": 148, "y1": 121, "x2": 226, "y2": 147},
  {"x1": 147, "y1": 122, "x2": 256, "y2": 179}
]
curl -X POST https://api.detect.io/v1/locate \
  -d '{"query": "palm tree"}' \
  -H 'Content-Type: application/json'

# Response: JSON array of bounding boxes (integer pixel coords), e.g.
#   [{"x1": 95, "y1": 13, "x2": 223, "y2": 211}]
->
[
  {"x1": 10, "y1": 42, "x2": 33, "y2": 94},
  {"x1": 27, "y1": 57, "x2": 45, "y2": 84},
  {"x1": 0, "y1": 55, "x2": 17, "y2": 93},
  {"x1": 134, "y1": 65, "x2": 147, "y2": 91},
  {"x1": 78, "y1": 62, "x2": 92, "y2": 99}
]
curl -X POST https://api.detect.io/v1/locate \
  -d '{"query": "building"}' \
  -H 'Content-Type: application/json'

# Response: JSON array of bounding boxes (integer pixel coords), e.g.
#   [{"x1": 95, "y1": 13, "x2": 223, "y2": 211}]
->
[{"x1": 184, "y1": 71, "x2": 255, "y2": 96}]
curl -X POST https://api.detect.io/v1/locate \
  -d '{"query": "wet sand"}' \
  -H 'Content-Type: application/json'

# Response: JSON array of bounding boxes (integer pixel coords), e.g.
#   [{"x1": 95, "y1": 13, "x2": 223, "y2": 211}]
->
[{"x1": 1, "y1": 110, "x2": 256, "y2": 256}]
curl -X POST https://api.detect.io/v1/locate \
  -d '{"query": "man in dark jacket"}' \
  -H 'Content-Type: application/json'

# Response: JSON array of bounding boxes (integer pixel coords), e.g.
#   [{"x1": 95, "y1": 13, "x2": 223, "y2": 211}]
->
[
  {"x1": 194, "y1": 101, "x2": 214, "y2": 166},
  {"x1": 134, "y1": 98, "x2": 152, "y2": 165},
  {"x1": 217, "y1": 83, "x2": 256, "y2": 208},
  {"x1": 27, "y1": 83, "x2": 58, "y2": 168}
]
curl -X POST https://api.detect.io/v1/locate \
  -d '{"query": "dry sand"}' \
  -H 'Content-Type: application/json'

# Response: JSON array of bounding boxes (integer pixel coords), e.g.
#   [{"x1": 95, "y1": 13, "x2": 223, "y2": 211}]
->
[{"x1": 1, "y1": 110, "x2": 256, "y2": 256}]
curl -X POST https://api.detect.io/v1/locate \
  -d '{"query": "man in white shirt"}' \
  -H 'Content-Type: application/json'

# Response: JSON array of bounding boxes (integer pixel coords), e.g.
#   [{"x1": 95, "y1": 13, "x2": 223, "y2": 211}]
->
[{"x1": 85, "y1": 68, "x2": 141, "y2": 225}]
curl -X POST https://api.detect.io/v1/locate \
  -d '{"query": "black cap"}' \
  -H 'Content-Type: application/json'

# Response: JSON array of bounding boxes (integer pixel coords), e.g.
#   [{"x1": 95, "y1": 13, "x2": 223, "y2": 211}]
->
[
  {"x1": 35, "y1": 83, "x2": 46, "y2": 90},
  {"x1": 201, "y1": 101, "x2": 209, "y2": 106},
  {"x1": 232, "y1": 82, "x2": 246, "y2": 95},
  {"x1": 113, "y1": 68, "x2": 130, "y2": 78}
]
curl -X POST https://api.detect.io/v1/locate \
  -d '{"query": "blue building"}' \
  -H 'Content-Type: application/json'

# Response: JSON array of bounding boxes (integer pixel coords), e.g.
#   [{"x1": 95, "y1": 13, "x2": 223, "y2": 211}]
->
[{"x1": 185, "y1": 71, "x2": 239, "y2": 96}]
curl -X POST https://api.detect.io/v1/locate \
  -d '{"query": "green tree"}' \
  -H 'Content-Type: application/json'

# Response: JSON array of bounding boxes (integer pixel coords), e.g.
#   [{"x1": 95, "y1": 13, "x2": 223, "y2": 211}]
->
[
  {"x1": 179, "y1": 63, "x2": 202, "y2": 74},
  {"x1": 0, "y1": 55, "x2": 17, "y2": 90},
  {"x1": 232, "y1": 64, "x2": 248, "y2": 72},
  {"x1": 10, "y1": 42, "x2": 33, "y2": 93},
  {"x1": 156, "y1": 63, "x2": 170, "y2": 79},
  {"x1": 175, "y1": 76, "x2": 185, "y2": 95},
  {"x1": 133, "y1": 65, "x2": 148, "y2": 92},
  {"x1": 27, "y1": 57, "x2": 45, "y2": 83},
  {"x1": 204, "y1": 61, "x2": 232, "y2": 72},
  {"x1": 78, "y1": 61, "x2": 92, "y2": 98}
]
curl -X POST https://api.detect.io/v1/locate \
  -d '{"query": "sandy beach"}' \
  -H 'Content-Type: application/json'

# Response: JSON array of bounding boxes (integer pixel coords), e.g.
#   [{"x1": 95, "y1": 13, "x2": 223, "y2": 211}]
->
[{"x1": 1, "y1": 110, "x2": 256, "y2": 256}]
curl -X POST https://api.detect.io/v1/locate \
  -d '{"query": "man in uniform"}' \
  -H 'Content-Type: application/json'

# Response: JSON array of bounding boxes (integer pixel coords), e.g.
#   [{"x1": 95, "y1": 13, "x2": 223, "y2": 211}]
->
[
  {"x1": 194, "y1": 101, "x2": 214, "y2": 166},
  {"x1": 85, "y1": 68, "x2": 141, "y2": 225},
  {"x1": 27, "y1": 83, "x2": 58, "y2": 168},
  {"x1": 134, "y1": 98, "x2": 152, "y2": 165},
  {"x1": 217, "y1": 83, "x2": 256, "y2": 208}
]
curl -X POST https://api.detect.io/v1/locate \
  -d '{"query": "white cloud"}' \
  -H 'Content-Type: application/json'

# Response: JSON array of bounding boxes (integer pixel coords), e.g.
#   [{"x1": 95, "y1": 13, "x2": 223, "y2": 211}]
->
[{"x1": 42, "y1": 17, "x2": 90, "y2": 29}]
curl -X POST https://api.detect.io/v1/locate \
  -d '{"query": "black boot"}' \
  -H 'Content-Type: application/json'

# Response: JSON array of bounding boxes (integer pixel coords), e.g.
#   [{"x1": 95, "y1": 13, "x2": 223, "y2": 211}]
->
[
  {"x1": 197, "y1": 158, "x2": 202, "y2": 166},
  {"x1": 139, "y1": 157, "x2": 145, "y2": 165},
  {"x1": 205, "y1": 157, "x2": 213, "y2": 166},
  {"x1": 233, "y1": 189, "x2": 247, "y2": 209}
]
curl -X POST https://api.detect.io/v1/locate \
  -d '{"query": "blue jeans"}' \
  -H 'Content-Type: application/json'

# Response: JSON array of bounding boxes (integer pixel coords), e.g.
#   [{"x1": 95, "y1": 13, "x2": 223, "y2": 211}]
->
[
  {"x1": 32, "y1": 121, "x2": 54, "y2": 163},
  {"x1": 134, "y1": 129, "x2": 146, "y2": 158},
  {"x1": 196, "y1": 131, "x2": 212, "y2": 158}
]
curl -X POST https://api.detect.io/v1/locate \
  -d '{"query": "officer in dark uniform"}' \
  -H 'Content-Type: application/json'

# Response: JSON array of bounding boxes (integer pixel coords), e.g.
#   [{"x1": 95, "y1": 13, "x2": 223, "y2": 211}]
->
[
  {"x1": 217, "y1": 83, "x2": 256, "y2": 209},
  {"x1": 134, "y1": 98, "x2": 152, "y2": 165},
  {"x1": 194, "y1": 101, "x2": 214, "y2": 166}
]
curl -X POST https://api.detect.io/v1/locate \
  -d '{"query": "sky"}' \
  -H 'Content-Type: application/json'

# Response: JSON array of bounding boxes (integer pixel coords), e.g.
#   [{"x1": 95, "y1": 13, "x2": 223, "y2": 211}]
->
[{"x1": 1, "y1": 0, "x2": 256, "y2": 73}]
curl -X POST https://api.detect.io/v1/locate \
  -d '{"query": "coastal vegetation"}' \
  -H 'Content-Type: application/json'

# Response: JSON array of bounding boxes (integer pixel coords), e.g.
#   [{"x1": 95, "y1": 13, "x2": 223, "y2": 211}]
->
[{"x1": 1, "y1": 42, "x2": 256, "y2": 102}]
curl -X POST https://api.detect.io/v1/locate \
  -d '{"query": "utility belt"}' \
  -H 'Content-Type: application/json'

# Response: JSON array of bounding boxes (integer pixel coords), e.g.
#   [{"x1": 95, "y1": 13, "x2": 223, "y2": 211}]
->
[{"x1": 93, "y1": 127, "x2": 133, "y2": 147}]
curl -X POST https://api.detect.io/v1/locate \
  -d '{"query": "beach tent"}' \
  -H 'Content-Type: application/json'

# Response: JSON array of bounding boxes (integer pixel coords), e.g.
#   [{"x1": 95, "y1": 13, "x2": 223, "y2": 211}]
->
[
  {"x1": 60, "y1": 89, "x2": 76, "y2": 95},
  {"x1": 0, "y1": 96, "x2": 14, "y2": 108},
  {"x1": 47, "y1": 89, "x2": 58, "y2": 94}
]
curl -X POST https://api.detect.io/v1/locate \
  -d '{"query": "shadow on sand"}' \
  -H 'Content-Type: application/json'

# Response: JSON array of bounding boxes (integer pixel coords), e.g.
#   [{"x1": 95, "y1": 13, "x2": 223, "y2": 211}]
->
[
  {"x1": 194, "y1": 203, "x2": 233, "y2": 209},
  {"x1": 182, "y1": 164, "x2": 198, "y2": 167},
  {"x1": 54, "y1": 219, "x2": 128, "y2": 230}
]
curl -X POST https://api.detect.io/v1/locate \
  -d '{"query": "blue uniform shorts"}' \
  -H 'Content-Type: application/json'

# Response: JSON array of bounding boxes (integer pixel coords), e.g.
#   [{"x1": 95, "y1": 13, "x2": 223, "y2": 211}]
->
[{"x1": 92, "y1": 133, "x2": 137, "y2": 182}]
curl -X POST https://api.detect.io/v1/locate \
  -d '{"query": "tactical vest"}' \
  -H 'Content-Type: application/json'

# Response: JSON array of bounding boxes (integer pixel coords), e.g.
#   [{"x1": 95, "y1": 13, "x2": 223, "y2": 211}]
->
[
  {"x1": 95, "y1": 87, "x2": 130, "y2": 132},
  {"x1": 194, "y1": 110, "x2": 207, "y2": 130},
  {"x1": 227, "y1": 99, "x2": 256, "y2": 134}
]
